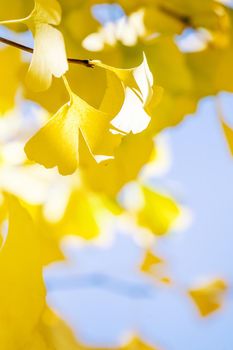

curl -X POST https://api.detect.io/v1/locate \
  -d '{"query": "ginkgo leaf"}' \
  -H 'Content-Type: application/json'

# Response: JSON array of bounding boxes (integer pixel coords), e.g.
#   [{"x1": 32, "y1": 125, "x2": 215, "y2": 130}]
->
[
  {"x1": 98, "y1": 53, "x2": 153, "y2": 104},
  {"x1": 0, "y1": 194, "x2": 45, "y2": 350},
  {"x1": 81, "y1": 132, "x2": 154, "y2": 196},
  {"x1": 5, "y1": 197, "x2": 64, "y2": 266},
  {"x1": 220, "y1": 118, "x2": 233, "y2": 156},
  {"x1": 137, "y1": 186, "x2": 180, "y2": 236},
  {"x1": 25, "y1": 23, "x2": 68, "y2": 91},
  {"x1": 148, "y1": 91, "x2": 197, "y2": 134},
  {"x1": 140, "y1": 250, "x2": 172, "y2": 285},
  {"x1": 59, "y1": 189, "x2": 100, "y2": 240},
  {"x1": 0, "y1": 0, "x2": 68, "y2": 91},
  {"x1": 96, "y1": 54, "x2": 155, "y2": 133},
  {"x1": 108, "y1": 53, "x2": 154, "y2": 107},
  {"x1": 144, "y1": 36, "x2": 193, "y2": 92},
  {"x1": 140, "y1": 250, "x2": 164, "y2": 274},
  {"x1": 24, "y1": 79, "x2": 122, "y2": 175},
  {"x1": 23, "y1": 64, "x2": 123, "y2": 115},
  {"x1": 64, "y1": 3, "x2": 99, "y2": 43},
  {"x1": 0, "y1": 47, "x2": 23, "y2": 114},
  {"x1": 25, "y1": 0, "x2": 68, "y2": 91},
  {"x1": 188, "y1": 279, "x2": 228, "y2": 317},
  {"x1": 28, "y1": 205, "x2": 64, "y2": 266},
  {"x1": 58, "y1": 188, "x2": 122, "y2": 240},
  {"x1": 99, "y1": 69, "x2": 125, "y2": 116},
  {"x1": 0, "y1": 0, "x2": 32, "y2": 24},
  {"x1": 143, "y1": 6, "x2": 185, "y2": 35},
  {"x1": 122, "y1": 336, "x2": 160, "y2": 350},
  {"x1": 111, "y1": 87, "x2": 151, "y2": 134},
  {"x1": 24, "y1": 331, "x2": 48, "y2": 350}
]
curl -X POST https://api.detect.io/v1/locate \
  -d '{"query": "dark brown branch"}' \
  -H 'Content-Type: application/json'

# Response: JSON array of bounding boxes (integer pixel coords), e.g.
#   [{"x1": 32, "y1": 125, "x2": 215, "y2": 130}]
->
[
  {"x1": 158, "y1": 5, "x2": 191, "y2": 27},
  {"x1": 0, "y1": 36, "x2": 95, "y2": 68}
]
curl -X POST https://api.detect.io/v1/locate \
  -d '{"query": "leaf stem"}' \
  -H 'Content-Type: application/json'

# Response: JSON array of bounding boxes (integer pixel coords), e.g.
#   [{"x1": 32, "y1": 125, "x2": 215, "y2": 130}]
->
[
  {"x1": 0, "y1": 35, "x2": 96, "y2": 68},
  {"x1": 62, "y1": 75, "x2": 73, "y2": 100}
]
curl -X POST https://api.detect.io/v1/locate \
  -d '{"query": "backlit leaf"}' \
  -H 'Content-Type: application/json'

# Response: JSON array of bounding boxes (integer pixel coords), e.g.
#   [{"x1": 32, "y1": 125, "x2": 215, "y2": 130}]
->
[
  {"x1": 25, "y1": 78, "x2": 122, "y2": 175},
  {"x1": 96, "y1": 54, "x2": 155, "y2": 133},
  {"x1": 0, "y1": 195, "x2": 45, "y2": 350},
  {"x1": 137, "y1": 186, "x2": 180, "y2": 236},
  {"x1": 220, "y1": 118, "x2": 233, "y2": 156},
  {"x1": 189, "y1": 279, "x2": 228, "y2": 317},
  {"x1": 0, "y1": 0, "x2": 68, "y2": 91}
]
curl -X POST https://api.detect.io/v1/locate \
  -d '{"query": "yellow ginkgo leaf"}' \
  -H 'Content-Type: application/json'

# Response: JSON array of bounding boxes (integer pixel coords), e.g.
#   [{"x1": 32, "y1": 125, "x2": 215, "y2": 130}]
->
[
  {"x1": 99, "y1": 69, "x2": 125, "y2": 117},
  {"x1": 23, "y1": 64, "x2": 123, "y2": 115},
  {"x1": 148, "y1": 91, "x2": 197, "y2": 134},
  {"x1": 137, "y1": 186, "x2": 180, "y2": 236},
  {"x1": 140, "y1": 250, "x2": 172, "y2": 285},
  {"x1": 0, "y1": 0, "x2": 68, "y2": 91},
  {"x1": 143, "y1": 6, "x2": 185, "y2": 35},
  {"x1": 59, "y1": 189, "x2": 100, "y2": 240},
  {"x1": 0, "y1": 47, "x2": 23, "y2": 114},
  {"x1": 188, "y1": 279, "x2": 228, "y2": 317},
  {"x1": 104, "y1": 53, "x2": 154, "y2": 107},
  {"x1": 122, "y1": 336, "x2": 160, "y2": 350},
  {"x1": 0, "y1": 197, "x2": 64, "y2": 267},
  {"x1": 59, "y1": 188, "x2": 123, "y2": 240},
  {"x1": 81, "y1": 132, "x2": 154, "y2": 196},
  {"x1": 25, "y1": 78, "x2": 122, "y2": 175},
  {"x1": 64, "y1": 3, "x2": 99, "y2": 43},
  {"x1": 220, "y1": 118, "x2": 233, "y2": 156},
  {"x1": 140, "y1": 250, "x2": 164, "y2": 274},
  {"x1": 25, "y1": 0, "x2": 68, "y2": 91},
  {"x1": 0, "y1": 195, "x2": 45, "y2": 350},
  {"x1": 27, "y1": 204, "x2": 64, "y2": 266},
  {"x1": 24, "y1": 331, "x2": 49, "y2": 350},
  {"x1": 0, "y1": 0, "x2": 32, "y2": 24},
  {"x1": 96, "y1": 54, "x2": 155, "y2": 134},
  {"x1": 111, "y1": 87, "x2": 152, "y2": 134}
]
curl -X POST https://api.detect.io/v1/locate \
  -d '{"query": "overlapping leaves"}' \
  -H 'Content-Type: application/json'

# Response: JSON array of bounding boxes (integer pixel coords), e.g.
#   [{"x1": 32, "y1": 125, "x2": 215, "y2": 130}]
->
[{"x1": 0, "y1": 0, "x2": 231, "y2": 349}]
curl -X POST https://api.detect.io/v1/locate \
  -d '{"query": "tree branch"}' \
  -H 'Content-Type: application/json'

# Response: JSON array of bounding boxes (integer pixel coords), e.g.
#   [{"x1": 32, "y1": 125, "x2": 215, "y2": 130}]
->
[
  {"x1": 158, "y1": 5, "x2": 191, "y2": 27},
  {"x1": 0, "y1": 36, "x2": 96, "y2": 68}
]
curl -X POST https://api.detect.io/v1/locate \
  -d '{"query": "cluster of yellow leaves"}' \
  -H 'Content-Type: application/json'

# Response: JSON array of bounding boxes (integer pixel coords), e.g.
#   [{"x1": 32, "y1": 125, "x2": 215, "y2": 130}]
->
[
  {"x1": 56, "y1": 0, "x2": 233, "y2": 145},
  {"x1": 0, "y1": 0, "x2": 231, "y2": 348},
  {"x1": 3, "y1": 0, "x2": 233, "y2": 145},
  {"x1": 2, "y1": 0, "x2": 233, "y2": 171},
  {"x1": 0, "y1": 0, "x2": 160, "y2": 176}
]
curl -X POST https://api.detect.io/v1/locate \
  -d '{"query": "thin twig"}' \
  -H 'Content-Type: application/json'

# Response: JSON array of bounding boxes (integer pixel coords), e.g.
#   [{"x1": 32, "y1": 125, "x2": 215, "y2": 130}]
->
[
  {"x1": 0, "y1": 35, "x2": 95, "y2": 68},
  {"x1": 158, "y1": 5, "x2": 191, "y2": 27}
]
